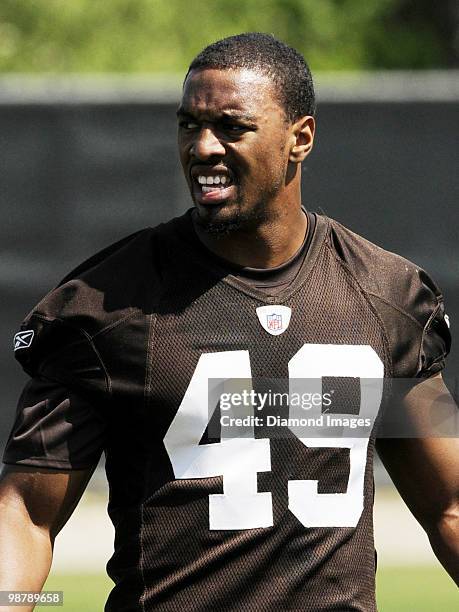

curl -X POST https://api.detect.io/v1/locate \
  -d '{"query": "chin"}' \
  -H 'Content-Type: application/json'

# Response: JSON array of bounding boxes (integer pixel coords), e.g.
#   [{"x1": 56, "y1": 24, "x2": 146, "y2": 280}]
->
[
  {"x1": 193, "y1": 196, "x2": 271, "y2": 236},
  {"x1": 194, "y1": 204, "x2": 243, "y2": 237}
]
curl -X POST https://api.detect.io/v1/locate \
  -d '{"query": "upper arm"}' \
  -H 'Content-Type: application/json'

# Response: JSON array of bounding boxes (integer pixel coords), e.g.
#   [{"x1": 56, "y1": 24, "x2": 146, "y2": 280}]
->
[
  {"x1": 2, "y1": 292, "x2": 108, "y2": 536},
  {"x1": 0, "y1": 464, "x2": 95, "y2": 539},
  {"x1": 376, "y1": 374, "x2": 459, "y2": 528}
]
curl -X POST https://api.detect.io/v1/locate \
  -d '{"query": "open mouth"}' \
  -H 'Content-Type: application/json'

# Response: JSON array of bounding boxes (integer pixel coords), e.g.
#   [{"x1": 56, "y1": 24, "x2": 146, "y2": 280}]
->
[
  {"x1": 198, "y1": 174, "x2": 232, "y2": 192},
  {"x1": 191, "y1": 169, "x2": 236, "y2": 204}
]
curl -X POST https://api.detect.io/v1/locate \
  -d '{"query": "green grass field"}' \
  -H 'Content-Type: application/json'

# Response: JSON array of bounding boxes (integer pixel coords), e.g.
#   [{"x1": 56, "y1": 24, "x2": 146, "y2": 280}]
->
[
  {"x1": 376, "y1": 567, "x2": 458, "y2": 611},
  {"x1": 41, "y1": 567, "x2": 458, "y2": 611}
]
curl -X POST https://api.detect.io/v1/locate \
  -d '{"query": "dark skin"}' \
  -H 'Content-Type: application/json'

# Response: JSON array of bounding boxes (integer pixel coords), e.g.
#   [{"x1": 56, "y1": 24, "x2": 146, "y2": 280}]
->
[
  {"x1": 0, "y1": 465, "x2": 94, "y2": 612},
  {"x1": 0, "y1": 68, "x2": 457, "y2": 610},
  {"x1": 177, "y1": 67, "x2": 314, "y2": 268},
  {"x1": 376, "y1": 374, "x2": 459, "y2": 584}
]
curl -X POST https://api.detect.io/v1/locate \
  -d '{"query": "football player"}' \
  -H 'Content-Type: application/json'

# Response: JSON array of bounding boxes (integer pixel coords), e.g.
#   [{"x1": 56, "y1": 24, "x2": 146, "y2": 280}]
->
[{"x1": 1, "y1": 33, "x2": 458, "y2": 611}]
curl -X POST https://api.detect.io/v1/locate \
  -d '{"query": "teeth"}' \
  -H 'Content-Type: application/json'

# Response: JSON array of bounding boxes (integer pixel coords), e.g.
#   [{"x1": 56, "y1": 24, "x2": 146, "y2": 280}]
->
[{"x1": 197, "y1": 174, "x2": 229, "y2": 186}]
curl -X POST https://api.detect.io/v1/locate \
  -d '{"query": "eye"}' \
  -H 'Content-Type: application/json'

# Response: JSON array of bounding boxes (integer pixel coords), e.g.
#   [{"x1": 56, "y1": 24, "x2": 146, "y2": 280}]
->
[
  {"x1": 179, "y1": 120, "x2": 199, "y2": 130},
  {"x1": 222, "y1": 123, "x2": 247, "y2": 133}
]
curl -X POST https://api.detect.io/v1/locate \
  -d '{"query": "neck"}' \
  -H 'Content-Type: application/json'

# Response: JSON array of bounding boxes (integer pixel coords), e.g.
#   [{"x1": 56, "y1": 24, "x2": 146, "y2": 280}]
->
[{"x1": 192, "y1": 203, "x2": 307, "y2": 269}]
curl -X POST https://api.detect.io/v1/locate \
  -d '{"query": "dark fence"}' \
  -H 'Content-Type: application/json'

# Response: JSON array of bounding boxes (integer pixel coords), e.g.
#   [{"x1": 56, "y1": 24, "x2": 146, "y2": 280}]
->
[{"x1": 1, "y1": 78, "x2": 458, "y2": 447}]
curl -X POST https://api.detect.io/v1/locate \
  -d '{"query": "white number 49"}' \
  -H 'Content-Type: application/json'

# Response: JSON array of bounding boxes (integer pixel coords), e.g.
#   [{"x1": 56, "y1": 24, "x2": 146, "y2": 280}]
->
[{"x1": 164, "y1": 344, "x2": 383, "y2": 530}]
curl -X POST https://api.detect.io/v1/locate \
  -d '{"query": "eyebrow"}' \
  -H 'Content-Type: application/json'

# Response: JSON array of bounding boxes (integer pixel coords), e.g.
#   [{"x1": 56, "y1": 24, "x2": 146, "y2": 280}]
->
[{"x1": 176, "y1": 107, "x2": 257, "y2": 123}]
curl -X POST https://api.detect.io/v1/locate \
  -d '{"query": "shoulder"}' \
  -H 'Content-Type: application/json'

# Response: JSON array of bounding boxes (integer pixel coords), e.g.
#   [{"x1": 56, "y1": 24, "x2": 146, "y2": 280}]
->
[
  {"x1": 322, "y1": 215, "x2": 444, "y2": 328},
  {"x1": 320, "y1": 215, "x2": 451, "y2": 377},
  {"x1": 23, "y1": 214, "x2": 188, "y2": 331},
  {"x1": 14, "y1": 213, "x2": 190, "y2": 377},
  {"x1": 21, "y1": 228, "x2": 152, "y2": 337}
]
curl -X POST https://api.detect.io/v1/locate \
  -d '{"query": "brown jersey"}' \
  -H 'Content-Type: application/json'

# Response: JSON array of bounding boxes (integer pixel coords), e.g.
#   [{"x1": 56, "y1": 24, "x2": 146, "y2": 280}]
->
[{"x1": 4, "y1": 211, "x2": 450, "y2": 611}]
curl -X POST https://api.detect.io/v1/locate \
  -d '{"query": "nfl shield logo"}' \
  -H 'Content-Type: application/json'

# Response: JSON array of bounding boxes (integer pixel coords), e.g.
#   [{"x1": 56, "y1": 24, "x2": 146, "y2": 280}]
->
[
  {"x1": 267, "y1": 314, "x2": 282, "y2": 331},
  {"x1": 256, "y1": 305, "x2": 292, "y2": 336}
]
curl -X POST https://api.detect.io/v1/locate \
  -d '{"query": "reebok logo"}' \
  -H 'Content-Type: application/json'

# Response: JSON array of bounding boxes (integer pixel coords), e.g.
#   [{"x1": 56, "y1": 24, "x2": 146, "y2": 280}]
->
[{"x1": 14, "y1": 330, "x2": 35, "y2": 351}]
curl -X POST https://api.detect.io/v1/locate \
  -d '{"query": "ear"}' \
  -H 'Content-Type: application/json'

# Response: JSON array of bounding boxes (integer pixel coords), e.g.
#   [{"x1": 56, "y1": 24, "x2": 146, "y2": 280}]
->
[{"x1": 289, "y1": 116, "x2": 315, "y2": 163}]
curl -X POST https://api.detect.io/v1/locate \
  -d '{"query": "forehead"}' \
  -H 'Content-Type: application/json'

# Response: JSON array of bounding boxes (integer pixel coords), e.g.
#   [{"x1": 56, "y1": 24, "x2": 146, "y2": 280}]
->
[{"x1": 180, "y1": 68, "x2": 282, "y2": 118}]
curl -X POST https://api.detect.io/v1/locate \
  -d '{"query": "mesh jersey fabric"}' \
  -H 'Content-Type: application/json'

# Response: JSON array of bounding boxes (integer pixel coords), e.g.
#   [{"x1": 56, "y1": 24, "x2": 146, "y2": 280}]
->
[{"x1": 4, "y1": 210, "x2": 451, "y2": 611}]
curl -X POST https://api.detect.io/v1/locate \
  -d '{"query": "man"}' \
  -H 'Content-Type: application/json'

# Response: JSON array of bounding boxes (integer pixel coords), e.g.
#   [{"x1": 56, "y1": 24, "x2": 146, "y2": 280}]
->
[{"x1": 0, "y1": 33, "x2": 458, "y2": 611}]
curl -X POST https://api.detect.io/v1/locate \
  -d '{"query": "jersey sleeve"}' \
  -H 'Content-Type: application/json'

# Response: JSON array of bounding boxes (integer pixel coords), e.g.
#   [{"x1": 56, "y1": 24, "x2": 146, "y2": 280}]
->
[
  {"x1": 414, "y1": 270, "x2": 451, "y2": 378},
  {"x1": 3, "y1": 227, "x2": 156, "y2": 470},
  {"x1": 3, "y1": 376, "x2": 106, "y2": 470},
  {"x1": 370, "y1": 266, "x2": 451, "y2": 379},
  {"x1": 4, "y1": 310, "x2": 109, "y2": 470}
]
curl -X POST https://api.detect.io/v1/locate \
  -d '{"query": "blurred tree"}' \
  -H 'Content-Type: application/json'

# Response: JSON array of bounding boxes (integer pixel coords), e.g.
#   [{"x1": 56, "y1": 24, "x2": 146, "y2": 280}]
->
[{"x1": 0, "y1": 0, "x2": 456, "y2": 73}]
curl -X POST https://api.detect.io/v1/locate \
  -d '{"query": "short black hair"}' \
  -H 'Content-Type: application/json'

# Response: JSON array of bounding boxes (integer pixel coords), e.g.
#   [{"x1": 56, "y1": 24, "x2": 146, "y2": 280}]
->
[{"x1": 186, "y1": 32, "x2": 316, "y2": 122}]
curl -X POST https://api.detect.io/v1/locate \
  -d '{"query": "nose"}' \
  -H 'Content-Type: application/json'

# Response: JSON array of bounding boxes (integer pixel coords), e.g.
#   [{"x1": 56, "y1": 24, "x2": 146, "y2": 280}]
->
[{"x1": 191, "y1": 126, "x2": 226, "y2": 161}]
